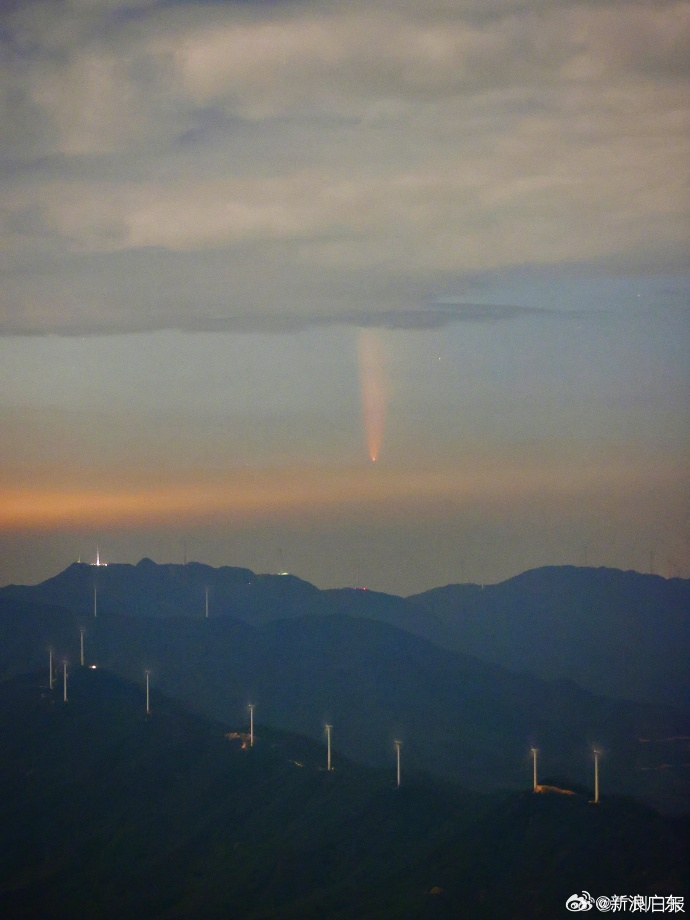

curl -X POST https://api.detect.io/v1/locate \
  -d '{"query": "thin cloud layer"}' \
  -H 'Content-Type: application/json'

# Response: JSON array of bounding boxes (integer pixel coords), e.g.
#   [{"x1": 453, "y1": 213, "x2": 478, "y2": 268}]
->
[{"x1": 1, "y1": 0, "x2": 688, "y2": 334}]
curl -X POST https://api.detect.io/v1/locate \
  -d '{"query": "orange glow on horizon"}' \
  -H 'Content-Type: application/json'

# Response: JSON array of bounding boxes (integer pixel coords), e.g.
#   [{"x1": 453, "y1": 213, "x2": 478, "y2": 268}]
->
[{"x1": 0, "y1": 449, "x2": 682, "y2": 533}]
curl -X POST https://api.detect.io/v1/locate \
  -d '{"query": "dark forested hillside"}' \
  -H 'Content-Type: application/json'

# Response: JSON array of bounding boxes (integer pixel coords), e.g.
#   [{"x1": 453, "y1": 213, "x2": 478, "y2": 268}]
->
[
  {"x1": 0, "y1": 669, "x2": 686, "y2": 920},
  {"x1": 0, "y1": 585, "x2": 688, "y2": 815}
]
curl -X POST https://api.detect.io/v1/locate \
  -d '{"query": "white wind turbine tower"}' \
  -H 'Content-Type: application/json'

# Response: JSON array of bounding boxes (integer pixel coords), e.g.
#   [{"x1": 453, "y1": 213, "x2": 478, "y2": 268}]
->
[
  {"x1": 325, "y1": 724, "x2": 333, "y2": 771},
  {"x1": 531, "y1": 747, "x2": 538, "y2": 790},
  {"x1": 248, "y1": 704, "x2": 255, "y2": 747},
  {"x1": 593, "y1": 749, "x2": 601, "y2": 804},
  {"x1": 394, "y1": 740, "x2": 402, "y2": 788},
  {"x1": 145, "y1": 670, "x2": 151, "y2": 715}
]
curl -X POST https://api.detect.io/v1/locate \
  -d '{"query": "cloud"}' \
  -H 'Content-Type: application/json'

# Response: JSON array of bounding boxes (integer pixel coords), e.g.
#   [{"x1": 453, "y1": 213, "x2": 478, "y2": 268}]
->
[{"x1": 1, "y1": 0, "x2": 688, "y2": 334}]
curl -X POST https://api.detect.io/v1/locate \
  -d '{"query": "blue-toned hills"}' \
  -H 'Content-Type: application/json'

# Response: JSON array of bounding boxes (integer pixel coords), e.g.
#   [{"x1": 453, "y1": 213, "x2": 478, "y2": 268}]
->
[
  {"x1": 0, "y1": 561, "x2": 688, "y2": 814},
  {"x1": 0, "y1": 668, "x2": 686, "y2": 920}
]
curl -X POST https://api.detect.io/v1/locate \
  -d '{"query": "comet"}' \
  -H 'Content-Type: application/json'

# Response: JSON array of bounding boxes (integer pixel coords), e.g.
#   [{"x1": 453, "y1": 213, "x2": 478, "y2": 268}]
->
[{"x1": 358, "y1": 329, "x2": 389, "y2": 462}]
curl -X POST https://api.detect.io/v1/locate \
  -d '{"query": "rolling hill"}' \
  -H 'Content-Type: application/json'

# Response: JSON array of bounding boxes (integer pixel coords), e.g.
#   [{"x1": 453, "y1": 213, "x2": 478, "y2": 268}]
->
[
  {"x1": 406, "y1": 566, "x2": 690, "y2": 710},
  {"x1": 3, "y1": 560, "x2": 686, "y2": 710},
  {"x1": 0, "y1": 561, "x2": 688, "y2": 814},
  {"x1": 0, "y1": 668, "x2": 686, "y2": 919}
]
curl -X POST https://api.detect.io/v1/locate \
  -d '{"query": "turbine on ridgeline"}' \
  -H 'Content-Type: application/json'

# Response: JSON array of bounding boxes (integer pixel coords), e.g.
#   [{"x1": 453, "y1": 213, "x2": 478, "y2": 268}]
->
[
  {"x1": 592, "y1": 749, "x2": 601, "y2": 804},
  {"x1": 531, "y1": 747, "x2": 538, "y2": 791},
  {"x1": 325, "y1": 724, "x2": 333, "y2": 772}
]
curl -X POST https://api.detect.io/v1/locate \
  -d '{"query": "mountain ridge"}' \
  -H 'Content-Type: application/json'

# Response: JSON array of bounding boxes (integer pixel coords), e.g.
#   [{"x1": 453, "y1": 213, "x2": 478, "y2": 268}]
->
[
  {"x1": 0, "y1": 566, "x2": 688, "y2": 814},
  {"x1": 0, "y1": 667, "x2": 686, "y2": 919}
]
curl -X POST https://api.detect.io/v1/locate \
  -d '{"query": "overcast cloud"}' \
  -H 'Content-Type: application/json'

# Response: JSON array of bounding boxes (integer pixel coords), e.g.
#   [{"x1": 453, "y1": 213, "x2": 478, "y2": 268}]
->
[{"x1": 2, "y1": 0, "x2": 688, "y2": 334}]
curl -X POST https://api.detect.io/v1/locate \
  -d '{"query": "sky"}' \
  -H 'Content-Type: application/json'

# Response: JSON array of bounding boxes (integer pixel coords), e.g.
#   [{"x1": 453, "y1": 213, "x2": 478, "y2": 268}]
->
[{"x1": 1, "y1": 0, "x2": 688, "y2": 594}]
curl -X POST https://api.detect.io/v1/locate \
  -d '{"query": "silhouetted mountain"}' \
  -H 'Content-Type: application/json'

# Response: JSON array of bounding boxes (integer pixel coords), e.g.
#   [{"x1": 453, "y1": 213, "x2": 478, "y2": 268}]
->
[
  {"x1": 1, "y1": 559, "x2": 325, "y2": 623},
  {"x1": 0, "y1": 670, "x2": 686, "y2": 919},
  {"x1": 406, "y1": 567, "x2": 690, "y2": 710},
  {"x1": 0, "y1": 584, "x2": 688, "y2": 814},
  {"x1": 3, "y1": 561, "x2": 687, "y2": 711}
]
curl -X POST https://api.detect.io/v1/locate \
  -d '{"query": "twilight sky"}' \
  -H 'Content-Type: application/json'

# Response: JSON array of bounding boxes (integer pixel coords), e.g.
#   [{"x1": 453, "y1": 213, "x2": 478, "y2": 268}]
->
[{"x1": 1, "y1": 0, "x2": 688, "y2": 593}]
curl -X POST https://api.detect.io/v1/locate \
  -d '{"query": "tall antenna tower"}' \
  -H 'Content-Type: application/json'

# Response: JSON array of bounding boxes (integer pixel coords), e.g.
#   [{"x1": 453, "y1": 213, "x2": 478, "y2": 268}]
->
[
  {"x1": 248, "y1": 703, "x2": 255, "y2": 747},
  {"x1": 531, "y1": 747, "x2": 538, "y2": 791},
  {"x1": 325, "y1": 724, "x2": 333, "y2": 771},
  {"x1": 394, "y1": 740, "x2": 402, "y2": 788},
  {"x1": 63, "y1": 660, "x2": 68, "y2": 703},
  {"x1": 80, "y1": 628, "x2": 85, "y2": 667}
]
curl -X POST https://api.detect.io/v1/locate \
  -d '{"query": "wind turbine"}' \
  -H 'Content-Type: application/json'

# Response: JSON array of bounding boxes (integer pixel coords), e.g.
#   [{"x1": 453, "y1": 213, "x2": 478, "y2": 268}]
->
[
  {"x1": 63, "y1": 660, "x2": 68, "y2": 703},
  {"x1": 248, "y1": 704, "x2": 255, "y2": 747},
  {"x1": 325, "y1": 724, "x2": 333, "y2": 771},
  {"x1": 593, "y1": 749, "x2": 601, "y2": 804},
  {"x1": 531, "y1": 747, "x2": 538, "y2": 791},
  {"x1": 145, "y1": 670, "x2": 151, "y2": 715},
  {"x1": 394, "y1": 740, "x2": 402, "y2": 788}
]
